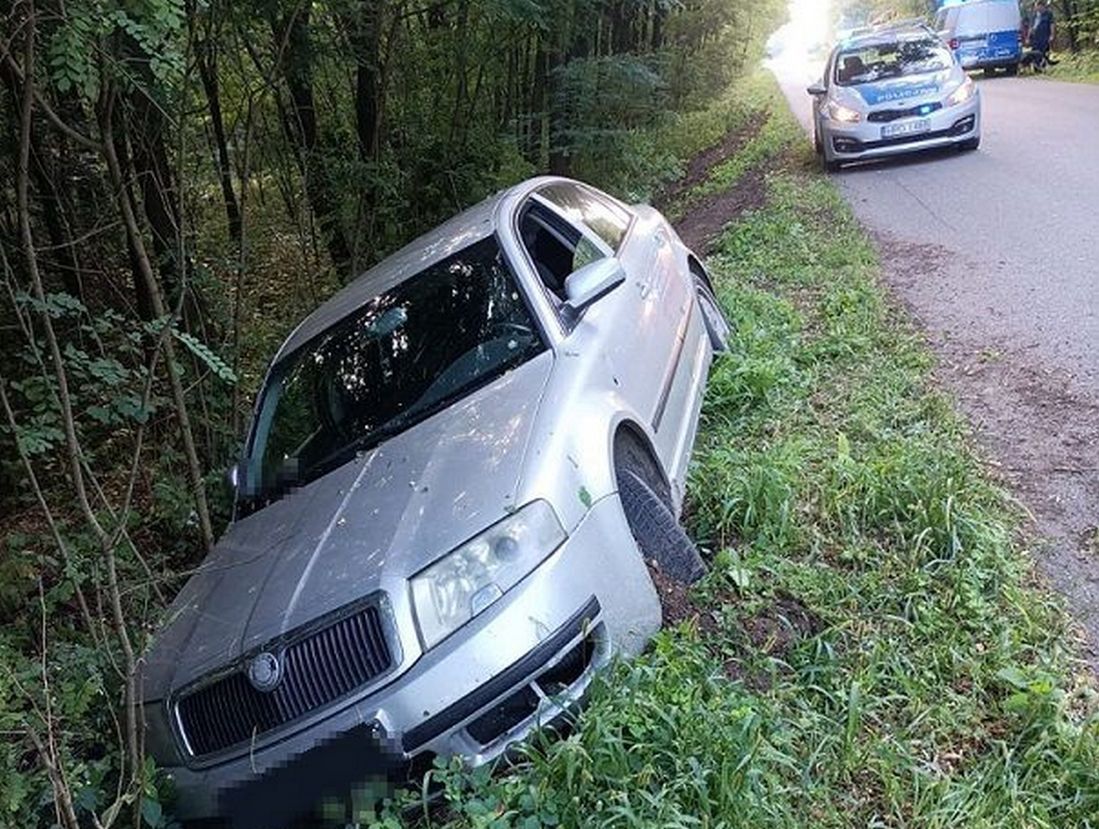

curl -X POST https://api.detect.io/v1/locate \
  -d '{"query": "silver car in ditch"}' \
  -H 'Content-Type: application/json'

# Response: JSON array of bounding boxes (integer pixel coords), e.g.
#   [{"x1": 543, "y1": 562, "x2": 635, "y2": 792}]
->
[
  {"x1": 141, "y1": 176, "x2": 729, "y2": 826},
  {"x1": 809, "y1": 23, "x2": 981, "y2": 170}
]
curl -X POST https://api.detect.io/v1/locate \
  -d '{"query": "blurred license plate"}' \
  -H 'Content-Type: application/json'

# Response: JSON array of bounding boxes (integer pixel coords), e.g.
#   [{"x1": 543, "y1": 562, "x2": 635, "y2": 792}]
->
[{"x1": 882, "y1": 119, "x2": 931, "y2": 138}]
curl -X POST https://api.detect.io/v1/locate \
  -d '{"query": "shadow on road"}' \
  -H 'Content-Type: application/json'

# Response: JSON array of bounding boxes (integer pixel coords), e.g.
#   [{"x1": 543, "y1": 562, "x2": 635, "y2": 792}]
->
[{"x1": 829, "y1": 145, "x2": 976, "y2": 175}]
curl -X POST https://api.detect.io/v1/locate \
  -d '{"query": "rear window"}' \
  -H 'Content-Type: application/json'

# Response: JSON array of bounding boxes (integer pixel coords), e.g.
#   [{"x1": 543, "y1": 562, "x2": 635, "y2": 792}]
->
[{"x1": 834, "y1": 38, "x2": 953, "y2": 85}]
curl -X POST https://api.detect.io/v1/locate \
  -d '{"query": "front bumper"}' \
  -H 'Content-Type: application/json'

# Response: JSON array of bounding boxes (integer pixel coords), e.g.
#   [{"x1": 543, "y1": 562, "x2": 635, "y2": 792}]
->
[
  {"x1": 158, "y1": 495, "x2": 660, "y2": 826},
  {"x1": 822, "y1": 96, "x2": 980, "y2": 164}
]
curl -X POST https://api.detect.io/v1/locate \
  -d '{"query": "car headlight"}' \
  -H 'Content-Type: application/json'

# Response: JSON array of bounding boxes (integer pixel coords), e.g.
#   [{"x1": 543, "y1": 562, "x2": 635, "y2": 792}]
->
[
  {"x1": 410, "y1": 500, "x2": 566, "y2": 649},
  {"x1": 827, "y1": 101, "x2": 862, "y2": 123},
  {"x1": 947, "y1": 77, "x2": 975, "y2": 106}
]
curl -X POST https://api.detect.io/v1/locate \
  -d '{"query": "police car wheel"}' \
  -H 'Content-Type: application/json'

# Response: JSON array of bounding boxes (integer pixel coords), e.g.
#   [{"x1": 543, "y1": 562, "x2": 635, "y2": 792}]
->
[
  {"x1": 1005, "y1": 63, "x2": 1019, "y2": 76},
  {"x1": 959, "y1": 136, "x2": 980, "y2": 152}
]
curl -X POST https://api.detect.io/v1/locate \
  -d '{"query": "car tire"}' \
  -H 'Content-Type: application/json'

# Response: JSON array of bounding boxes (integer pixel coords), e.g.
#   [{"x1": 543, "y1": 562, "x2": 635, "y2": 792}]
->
[
  {"x1": 959, "y1": 136, "x2": 980, "y2": 151},
  {"x1": 813, "y1": 126, "x2": 823, "y2": 155},
  {"x1": 694, "y1": 276, "x2": 730, "y2": 353},
  {"x1": 617, "y1": 467, "x2": 706, "y2": 585},
  {"x1": 1005, "y1": 63, "x2": 1019, "y2": 76},
  {"x1": 825, "y1": 158, "x2": 842, "y2": 173}
]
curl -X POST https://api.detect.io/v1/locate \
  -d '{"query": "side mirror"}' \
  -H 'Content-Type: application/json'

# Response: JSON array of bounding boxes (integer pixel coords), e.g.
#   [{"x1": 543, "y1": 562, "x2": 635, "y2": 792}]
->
[
  {"x1": 807, "y1": 82, "x2": 826, "y2": 96},
  {"x1": 563, "y1": 257, "x2": 626, "y2": 322}
]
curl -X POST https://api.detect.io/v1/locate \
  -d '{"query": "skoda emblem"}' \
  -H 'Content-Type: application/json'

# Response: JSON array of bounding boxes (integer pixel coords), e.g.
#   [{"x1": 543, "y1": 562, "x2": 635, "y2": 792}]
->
[{"x1": 247, "y1": 652, "x2": 282, "y2": 692}]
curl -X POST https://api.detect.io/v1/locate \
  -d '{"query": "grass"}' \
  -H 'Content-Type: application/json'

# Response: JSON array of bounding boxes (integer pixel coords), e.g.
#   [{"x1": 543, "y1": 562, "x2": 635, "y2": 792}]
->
[
  {"x1": 1045, "y1": 50, "x2": 1099, "y2": 84},
  {"x1": 378, "y1": 72, "x2": 1099, "y2": 828}
]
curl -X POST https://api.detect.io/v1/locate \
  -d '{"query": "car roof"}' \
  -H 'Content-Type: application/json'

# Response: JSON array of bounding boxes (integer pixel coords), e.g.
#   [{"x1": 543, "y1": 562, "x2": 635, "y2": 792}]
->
[{"x1": 273, "y1": 188, "x2": 510, "y2": 362}]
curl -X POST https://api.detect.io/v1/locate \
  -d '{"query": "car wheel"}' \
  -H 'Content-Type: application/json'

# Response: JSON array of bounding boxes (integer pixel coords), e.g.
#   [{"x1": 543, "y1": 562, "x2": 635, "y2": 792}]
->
[
  {"x1": 1005, "y1": 63, "x2": 1019, "y2": 76},
  {"x1": 825, "y1": 158, "x2": 842, "y2": 173},
  {"x1": 617, "y1": 467, "x2": 706, "y2": 585},
  {"x1": 959, "y1": 136, "x2": 980, "y2": 151},
  {"x1": 694, "y1": 276, "x2": 730, "y2": 353},
  {"x1": 813, "y1": 126, "x2": 823, "y2": 155}
]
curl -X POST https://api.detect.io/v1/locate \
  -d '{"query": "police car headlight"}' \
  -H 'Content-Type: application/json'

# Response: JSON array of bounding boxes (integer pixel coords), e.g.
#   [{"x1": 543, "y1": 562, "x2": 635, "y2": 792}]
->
[
  {"x1": 947, "y1": 77, "x2": 976, "y2": 106},
  {"x1": 410, "y1": 501, "x2": 566, "y2": 649},
  {"x1": 827, "y1": 101, "x2": 862, "y2": 123}
]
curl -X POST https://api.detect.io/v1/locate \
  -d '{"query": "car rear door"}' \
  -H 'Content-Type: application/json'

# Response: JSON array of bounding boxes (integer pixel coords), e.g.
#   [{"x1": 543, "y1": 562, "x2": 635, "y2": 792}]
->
[
  {"x1": 954, "y1": 3, "x2": 994, "y2": 64},
  {"x1": 986, "y1": 0, "x2": 1022, "y2": 60}
]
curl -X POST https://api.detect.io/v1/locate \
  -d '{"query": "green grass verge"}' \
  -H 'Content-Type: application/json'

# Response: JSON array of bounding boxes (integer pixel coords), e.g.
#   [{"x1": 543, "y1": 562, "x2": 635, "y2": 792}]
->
[
  {"x1": 378, "y1": 73, "x2": 1099, "y2": 828},
  {"x1": 1045, "y1": 50, "x2": 1099, "y2": 84}
]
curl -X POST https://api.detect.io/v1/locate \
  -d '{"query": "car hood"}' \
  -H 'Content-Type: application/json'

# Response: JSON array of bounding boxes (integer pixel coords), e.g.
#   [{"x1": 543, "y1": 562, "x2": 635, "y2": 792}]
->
[
  {"x1": 142, "y1": 351, "x2": 553, "y2": 700},
  {"x1": 847, "y1": 70, "x2": 954, "y2": 107}
]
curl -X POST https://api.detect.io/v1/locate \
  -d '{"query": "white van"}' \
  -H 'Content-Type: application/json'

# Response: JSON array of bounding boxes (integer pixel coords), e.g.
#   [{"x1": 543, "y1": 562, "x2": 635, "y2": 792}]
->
[{"x1": 935, "y1": 0, "x2": 1023, "y2": 74}]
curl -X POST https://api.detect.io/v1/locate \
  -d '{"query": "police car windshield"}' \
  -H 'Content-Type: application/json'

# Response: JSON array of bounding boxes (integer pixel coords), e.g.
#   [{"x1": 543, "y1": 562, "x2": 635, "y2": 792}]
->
[{"x1": 834, "y1": 38, "x2": 953, "y2": 86}]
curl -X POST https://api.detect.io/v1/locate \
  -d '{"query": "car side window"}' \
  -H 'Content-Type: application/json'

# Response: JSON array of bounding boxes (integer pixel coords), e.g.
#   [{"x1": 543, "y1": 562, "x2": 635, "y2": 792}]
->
[
  {"x1": 518, "y1": 200, "x2": 607, "y2": 303},
  {"x1": 537, "y1": 182, "x2": 632, "y2": 252}
]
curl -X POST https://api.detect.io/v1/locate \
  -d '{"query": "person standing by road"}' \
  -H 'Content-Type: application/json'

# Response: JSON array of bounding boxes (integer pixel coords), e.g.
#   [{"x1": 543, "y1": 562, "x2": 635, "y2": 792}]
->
[{"x1": 1028, "y1": 0, "x2": 1056, "y2": 63}]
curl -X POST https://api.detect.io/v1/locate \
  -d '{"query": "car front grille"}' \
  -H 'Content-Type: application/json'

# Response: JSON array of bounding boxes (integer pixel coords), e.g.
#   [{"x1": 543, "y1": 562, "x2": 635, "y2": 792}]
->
[
  {"x1": 868, "y1": 102, "x2": 943, "y2": 123},
  {"x1": 175, "y1": 601, "x2": 394, "y2": 758}
]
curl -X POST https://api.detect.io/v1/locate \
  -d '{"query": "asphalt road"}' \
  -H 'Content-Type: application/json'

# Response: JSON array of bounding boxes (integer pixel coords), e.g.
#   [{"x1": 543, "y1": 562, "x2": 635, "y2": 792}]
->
[{"x1": 775, "y1": 67, "x2": 1099, "y2": 665}]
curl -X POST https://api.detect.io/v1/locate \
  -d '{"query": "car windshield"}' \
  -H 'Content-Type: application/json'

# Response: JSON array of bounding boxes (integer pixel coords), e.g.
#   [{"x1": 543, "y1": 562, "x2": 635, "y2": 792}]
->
[
  {"x1": 240, "y1": 236, "x2": 544, "y2": 510},
  {"x1": 834, "y1": 38, "x2": 953, "y2": 86}
]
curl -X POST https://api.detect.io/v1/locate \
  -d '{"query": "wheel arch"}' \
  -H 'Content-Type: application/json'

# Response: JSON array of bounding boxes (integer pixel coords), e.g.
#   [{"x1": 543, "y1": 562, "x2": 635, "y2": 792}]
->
[
  {"x1": 612, "y1": 420, "x2": 673, "y2": 510},
  {"x1": 686, "y1": 254, "x2": 715, "y2": 295}
]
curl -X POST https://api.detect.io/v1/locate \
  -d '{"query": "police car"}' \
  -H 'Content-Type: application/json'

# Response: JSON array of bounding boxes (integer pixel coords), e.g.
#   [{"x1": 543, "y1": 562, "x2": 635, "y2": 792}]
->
[{"x1": 808, "y1": 22, "x2": 981, "y2": 170}]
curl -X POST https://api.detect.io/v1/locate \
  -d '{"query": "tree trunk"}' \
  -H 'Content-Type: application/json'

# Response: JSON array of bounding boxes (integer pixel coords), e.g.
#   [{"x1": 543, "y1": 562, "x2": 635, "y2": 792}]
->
[
  {"x1": 547, "y1": 42, "x2": 569, "y2": 175},
  {"x1": 127, "y1": 71, "x2": 184, "y2": 301},
  {"x1": 0, "y1": 61, "x2": 82, "y2": 300},
  {"x1": 652, "y1": 0, "x2": 666, "y2": 50},
  {"x1": 610, "y1": 0, "x2": 631, "y2": 54},
  {"x1": 101, "y1": 91, "x2": 216, "y2": 552},
  {"x1": 196, "y1": 34, "x2": 242, "y2": 247},
  {"x1": 529, "y1": 37, "x2": 548, "y2": 167},
  {"x1": 1059, "y1": 0, "x2": 1079, "y2": 51},
  {"x1": 351, "y1": 1, "x2": 384, "y2": 162},
  {"x1": 272, "y1": 4, "x2": 353, "y2": 274}
]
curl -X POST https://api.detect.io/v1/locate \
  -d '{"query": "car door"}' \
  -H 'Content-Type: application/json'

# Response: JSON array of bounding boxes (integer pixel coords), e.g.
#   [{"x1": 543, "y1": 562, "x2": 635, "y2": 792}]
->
[
  {"x1": 520, "y1": 182, "x2": 688, "y2": 465},
  {"x1": 538, "y1": 182, "x2": 693, "y2": 460}
]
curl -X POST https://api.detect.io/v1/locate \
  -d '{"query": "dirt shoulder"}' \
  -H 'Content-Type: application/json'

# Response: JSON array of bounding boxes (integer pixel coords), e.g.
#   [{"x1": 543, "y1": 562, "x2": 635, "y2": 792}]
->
[{"x1": 877, "y1": 232, "x2": 1099, "y2": 667}]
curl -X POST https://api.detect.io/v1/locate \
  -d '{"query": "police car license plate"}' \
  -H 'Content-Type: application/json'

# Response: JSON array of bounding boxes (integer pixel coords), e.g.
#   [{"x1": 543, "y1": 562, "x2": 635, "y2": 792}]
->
[{"x1": 881, "y1": 118, "x2": 931, "y2": 139}]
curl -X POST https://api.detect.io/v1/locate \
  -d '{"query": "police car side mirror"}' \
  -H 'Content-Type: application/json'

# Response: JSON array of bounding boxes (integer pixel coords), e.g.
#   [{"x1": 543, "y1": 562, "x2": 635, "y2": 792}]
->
[{"x1": 807, "y1": 82, "x2": 826, "y2": 96}]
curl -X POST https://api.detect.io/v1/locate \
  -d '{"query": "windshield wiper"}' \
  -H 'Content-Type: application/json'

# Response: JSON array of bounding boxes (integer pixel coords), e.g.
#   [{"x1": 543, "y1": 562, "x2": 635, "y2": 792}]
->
[{"x1": 303, "y1": 411, "x2": 421, "y2": 481}]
